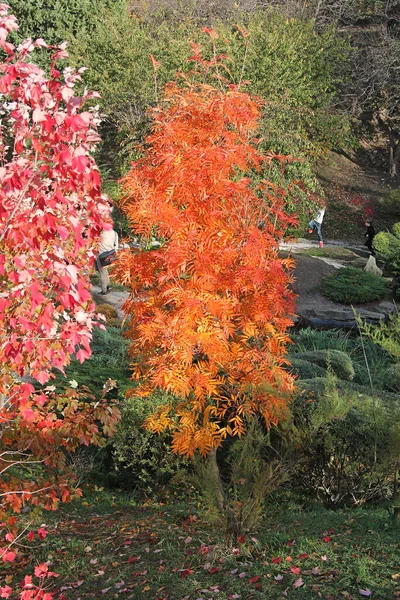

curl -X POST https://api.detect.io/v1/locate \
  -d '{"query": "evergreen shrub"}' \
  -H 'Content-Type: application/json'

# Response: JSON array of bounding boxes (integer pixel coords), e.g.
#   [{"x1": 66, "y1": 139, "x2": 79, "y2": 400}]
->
[
  {"x1": 292, "y1": 349, "x2": 355, "y2": 381},
  {"x1": 384, "y1": 363, "x2": 400, "y2": 392},
  {"x1": 320, "y1": 267, "x2": 389, "y2": 304},
  {"x1": 111, "y1": 392, "x2": 188, "y2": 494},
  {"x1": 293, "y1": 384, "x2": 396, "y2": 506},
  {"x1": 289, "y1": 358, "x2": 327, "y2": 380}
]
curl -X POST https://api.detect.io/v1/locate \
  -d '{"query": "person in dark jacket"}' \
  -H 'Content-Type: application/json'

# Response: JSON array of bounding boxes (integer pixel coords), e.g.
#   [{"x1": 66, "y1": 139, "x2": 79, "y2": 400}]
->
[{"x1": 364, "y1": 220, "x2": 375, "y2": 255}]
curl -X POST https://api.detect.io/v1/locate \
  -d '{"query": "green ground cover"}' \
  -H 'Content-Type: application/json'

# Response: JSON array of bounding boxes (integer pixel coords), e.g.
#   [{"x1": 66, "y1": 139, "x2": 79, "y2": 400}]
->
[{"x1": 32, "y1": 488, "x2": 400, "y2": 600}]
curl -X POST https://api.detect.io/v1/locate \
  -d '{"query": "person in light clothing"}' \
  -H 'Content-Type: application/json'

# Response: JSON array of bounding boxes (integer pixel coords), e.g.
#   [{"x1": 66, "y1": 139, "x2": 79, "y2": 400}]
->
[
  {"x1": 308, "y1": 205, "x2": 326, "y2": 248},
  {"x1": 97, "y1": 228, "x2": 119, "y2": 295}
]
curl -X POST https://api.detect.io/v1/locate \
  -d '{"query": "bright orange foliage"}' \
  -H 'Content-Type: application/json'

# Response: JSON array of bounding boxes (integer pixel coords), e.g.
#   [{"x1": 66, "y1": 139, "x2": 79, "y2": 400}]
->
[{"x1": 115, "y1": 79, "x2": 297, "y2": 456}]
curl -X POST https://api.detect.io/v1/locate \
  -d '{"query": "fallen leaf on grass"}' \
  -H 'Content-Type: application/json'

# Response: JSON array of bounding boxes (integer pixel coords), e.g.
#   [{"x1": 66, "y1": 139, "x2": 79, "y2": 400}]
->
[
  {"x1": 181, "y1": 569, "x2": 194, "y2": 579},
  {"x1": 274, "y1": 574, "x2": 283, "y2": 582},
  {"x1": 89, "y1": 559, "x2": 98, "y2": 565},
  {"x1": 290, "y1": 567, "x2": 301, "y2": 575},
  {"x1": 115, "y1": 581, "x2": 125, "y2": 589},
  {"x1": 184, "y1": 536, "x2": 192, "y2": 544},
  {"x1": 297, "y1": 553, "x2": 309, "y2": 560},
  {"x1": 238, "y1": 572, "x2": 247, "y2": 578},
  {"x1": 249, "y1": 576, "x2": 261, "y2": 584},
  {"x1": 392, "y1": 574, "x2": 400, "y2": 581},
  {"x1": 293, "y1": 578, "x2": 304, "y2": 589},
  {"x1": 272, "y1": 556, "x2": 282, "y2": 564},
  {"x1": 359, "y1": 590, "x2": 372, "y2": 597},
  {"x1": 208, "y1": 567, "x2": 222, "y2": 574},
  {"x1": 129, "y1": 556, "x2": 140, "y2": 563},
  {"x1": 101, "y1": 588, "x2": 111, "y2": 594}
]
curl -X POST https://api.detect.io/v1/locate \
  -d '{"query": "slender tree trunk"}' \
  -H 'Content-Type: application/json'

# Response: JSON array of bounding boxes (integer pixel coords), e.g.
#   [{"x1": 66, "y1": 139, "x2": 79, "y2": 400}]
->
[
  {"x1": 208, "y1": 448, "x2": 225, "y2": 513},
  {"x1": 389, "y1": 128, "x2": 400, "y2": 178},
  {"x1": 393, "y1": 461, "x2": 400, "y2": 521}
]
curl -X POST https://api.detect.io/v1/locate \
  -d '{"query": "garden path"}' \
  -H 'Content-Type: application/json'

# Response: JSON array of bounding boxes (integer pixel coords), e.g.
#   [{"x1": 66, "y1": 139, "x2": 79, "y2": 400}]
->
[{"x1": 91, "y1": 238, "x2": 394, "y2": 328}]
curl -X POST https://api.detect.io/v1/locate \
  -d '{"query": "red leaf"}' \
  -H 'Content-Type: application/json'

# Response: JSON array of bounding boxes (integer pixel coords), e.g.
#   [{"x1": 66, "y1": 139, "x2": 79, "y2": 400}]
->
[
  {"x1": 37, "y1": 527, "x2": 48, "y2": 540},
  {"x1": 208, "y1": 567, "x2": 222, "y2": 574},
  {"x1": 180, "y1": 569, "x2": 194, "y2": 579},
  {"x1": 290, "y1": 567, "x2": 301, "y2": 575},
  {"x1": 249, "y1": 575, "x2": 261, "y2": 584},
  {"x1": 297, "y1": 553, "x2": 309, "y2": 560},
  {"x1": 272, "y1": 556, "x2": 282, "y2": 564},
  {"x1": 2, "y1": 551, "x2": 16, "y2": 563},
  {"x1": 322, "y1": 536, "x2": 331, "y2": 543}
]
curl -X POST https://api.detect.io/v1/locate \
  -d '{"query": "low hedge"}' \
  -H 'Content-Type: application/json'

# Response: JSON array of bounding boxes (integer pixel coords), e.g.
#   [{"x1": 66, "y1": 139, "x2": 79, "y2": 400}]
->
[
  {"x1": 289, "y1": 358, "x2": 327, "y2": 380},
  {"x1": 292, "y1": 349, "x2": 355, "y2": 381},
  {"x1": 320, "y1": 267, "x2": 389, "y2": 304}
]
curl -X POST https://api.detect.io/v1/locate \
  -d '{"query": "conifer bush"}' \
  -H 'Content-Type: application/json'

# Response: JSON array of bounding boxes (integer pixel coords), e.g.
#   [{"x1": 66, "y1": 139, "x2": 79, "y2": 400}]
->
[
  {"x1": 292, "y1": 349, "x2": 355, "y2": 381},
  {"x1": 320, "y1": 267, "x2": 389, "y2": 304}
]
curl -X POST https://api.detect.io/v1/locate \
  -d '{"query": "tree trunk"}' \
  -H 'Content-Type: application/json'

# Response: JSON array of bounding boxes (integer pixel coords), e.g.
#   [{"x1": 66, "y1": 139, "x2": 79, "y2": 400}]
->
[
  {"x1": 389, "y1": 128, "x2": 400, "y2": 178},
  {"x1": 393, "y1": 462, "x2": 400, "y2": 521},
  {"x1": 208, "y1": 448, "x2": 225, "y2": 513}
]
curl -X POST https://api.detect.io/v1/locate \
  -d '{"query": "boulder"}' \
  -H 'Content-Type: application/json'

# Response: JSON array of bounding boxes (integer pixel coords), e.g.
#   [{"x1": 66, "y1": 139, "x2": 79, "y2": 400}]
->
[{"x1": 364, "y1": 255, "x2": 383, "y2": 276}]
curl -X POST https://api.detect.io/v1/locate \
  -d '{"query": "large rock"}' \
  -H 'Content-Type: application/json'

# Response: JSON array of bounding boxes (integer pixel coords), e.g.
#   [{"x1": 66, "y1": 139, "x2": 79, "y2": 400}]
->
[{"x1": 364, "y1": 255, "x2": 383, "y2": 276}]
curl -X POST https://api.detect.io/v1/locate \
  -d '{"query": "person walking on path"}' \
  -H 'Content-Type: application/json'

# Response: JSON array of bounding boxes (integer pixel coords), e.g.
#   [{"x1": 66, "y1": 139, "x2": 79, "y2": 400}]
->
[
  {"x1": 96, "y1": 227, "x2": 119, "y2": 295},
  {"x1": 364, "y1": 220, "x2": 376, "y2": 255},
  {"x1": 308, "y1": 204, "x2": 326, "y2": 248}
]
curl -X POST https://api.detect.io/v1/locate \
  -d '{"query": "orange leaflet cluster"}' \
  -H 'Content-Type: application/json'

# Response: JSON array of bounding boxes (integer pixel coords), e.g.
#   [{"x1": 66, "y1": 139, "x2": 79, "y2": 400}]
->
[{"x1": 115, "y1": 66, "x2": 298, "y2": 457}]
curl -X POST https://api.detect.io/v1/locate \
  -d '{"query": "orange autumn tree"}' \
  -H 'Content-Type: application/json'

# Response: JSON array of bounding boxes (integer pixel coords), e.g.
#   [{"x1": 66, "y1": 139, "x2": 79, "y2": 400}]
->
[{"x1": 115, "y1": 75, "x2": 298, "y2": 460}]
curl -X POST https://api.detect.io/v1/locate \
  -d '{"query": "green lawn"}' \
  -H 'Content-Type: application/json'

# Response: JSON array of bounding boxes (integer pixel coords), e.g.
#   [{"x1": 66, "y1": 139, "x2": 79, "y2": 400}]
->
[{"x1": 31, "y1": 488, "x2": 400, "y2": 600}]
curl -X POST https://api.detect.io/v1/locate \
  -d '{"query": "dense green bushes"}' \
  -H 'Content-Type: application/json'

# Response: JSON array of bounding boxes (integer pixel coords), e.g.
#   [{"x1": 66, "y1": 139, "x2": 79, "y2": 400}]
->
[
  {"x1": 374, "y1": 223, "x2": 400, "y2": 283},
  {"x1": 320, "y1": 267, "x2": 389, "y2": 304},
  {"x1": 111, "y1": 392, "x2": 188, "y2": 494},
  {"x1": 287, "y1": 327, "x2": 400, "y2": 506},
  {"x1": 9, "y1": 0, "x2": 126, "y2": 45},
  {"x1": 294, "y1": 390, "x2": 396, "y2": 506},
  {"x1": 290, "y1": 349, "x2": 355, "y2": 381},
  {"x1": 68, "y1": 5, "x2": 349, "y2": 204}
]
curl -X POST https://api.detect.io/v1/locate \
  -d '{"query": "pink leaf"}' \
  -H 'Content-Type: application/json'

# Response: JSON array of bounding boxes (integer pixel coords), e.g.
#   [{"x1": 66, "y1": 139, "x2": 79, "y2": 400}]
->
[
  {"x1": 359, "y1": 590, "x2": 373, "y2": 597},
  {"x1": 293, "y1": 578, "x2": 304, "y2": 589},
  {"x1": 32, "y1": 107, "x2": 46, "y2": 123}
]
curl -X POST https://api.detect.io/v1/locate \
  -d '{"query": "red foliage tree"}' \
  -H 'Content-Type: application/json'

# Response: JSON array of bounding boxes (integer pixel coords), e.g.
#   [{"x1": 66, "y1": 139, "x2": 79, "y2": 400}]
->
[
  {"x1": 0, "y1": 5, "x2": 120, "y2": 597},
  {"x1": 116, "y1": 73, "x2": 297, "y2": 458}
]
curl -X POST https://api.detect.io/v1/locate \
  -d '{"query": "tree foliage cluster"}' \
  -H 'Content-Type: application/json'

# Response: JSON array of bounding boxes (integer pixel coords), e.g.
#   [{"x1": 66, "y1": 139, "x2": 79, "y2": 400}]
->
[{"x1": 0, "y1": 7, "x2": 120, "y2": 598}]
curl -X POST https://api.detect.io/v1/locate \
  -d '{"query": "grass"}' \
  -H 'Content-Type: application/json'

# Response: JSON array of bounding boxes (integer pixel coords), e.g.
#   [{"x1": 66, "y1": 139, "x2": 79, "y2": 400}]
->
[{"x1": 26, "y1": 488, "x2": 400, "y2": 600}]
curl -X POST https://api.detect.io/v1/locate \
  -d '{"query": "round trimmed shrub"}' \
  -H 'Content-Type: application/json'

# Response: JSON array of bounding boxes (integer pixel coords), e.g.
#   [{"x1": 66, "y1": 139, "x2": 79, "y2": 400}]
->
[
  {"x1": 293, "y1": 349, "x2": 355, "y2": 381},
  {"x1": 320, "y1": 267, "x2": 389, "y2": 304},
  {"x1": 289, "y1": 358, "x2": 327, "y2": 380}
]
